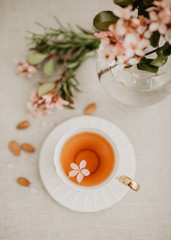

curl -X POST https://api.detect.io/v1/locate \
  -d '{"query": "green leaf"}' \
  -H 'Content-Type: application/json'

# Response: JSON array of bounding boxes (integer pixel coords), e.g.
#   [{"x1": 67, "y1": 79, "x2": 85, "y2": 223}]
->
[
  {"x1": 38, "y1": 83, "x2": 55, "y2": 97},
  {"x1": 63, "y1": 83, "x2": 74, "y2": 103},
  {"x1": 137, "y1": 63, "x2": 158, "y2": 73},
  {"x1": 43, "y1": 59, "x2": 55, "y2": 76},
  {"x1": 93, "y1": 11, "x2": 118, "y2": 31},
  {"x1": 139, "y1": 57, "x2": 152, "y2": 64},
  {"x1": 27, "y1": 53, "x2": 47, "y2": 65},
  {"x1": 114, "y1": 0, "x2": 135, "y2": 6},
  {"x1": 150, "y1": 56, "x2": 168, "y2": 67},
  {"x1": 137, "y1": 57, "x2": 159, "y2": 73},
  {"x1": 150, "y1": 31, "x2": 160, "y2": 48},
  {"x1": 157, "y1": 42, "x2": 171, "y2": 56},
  {"x1": 66, "y1": 104, "x2": 74, "y2": 109}
]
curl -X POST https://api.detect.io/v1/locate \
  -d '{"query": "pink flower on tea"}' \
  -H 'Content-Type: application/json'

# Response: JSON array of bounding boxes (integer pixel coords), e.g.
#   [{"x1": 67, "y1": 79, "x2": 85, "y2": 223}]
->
[
  {"x1": 69, "y1": 160, "x2": 90, "y2": 183},
  {"x1": 16, "y1": 61, "x2": 37, "y2": 78}
]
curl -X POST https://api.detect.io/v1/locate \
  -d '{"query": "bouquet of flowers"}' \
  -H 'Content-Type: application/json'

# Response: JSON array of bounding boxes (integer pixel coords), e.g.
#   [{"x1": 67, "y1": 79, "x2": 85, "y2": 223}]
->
[
  {"x1": 16, "y1": 0, "x2": 171, "y2": 117},
  {"x1": 93, "y1": 0, "x2": 171, "y2": 74}
]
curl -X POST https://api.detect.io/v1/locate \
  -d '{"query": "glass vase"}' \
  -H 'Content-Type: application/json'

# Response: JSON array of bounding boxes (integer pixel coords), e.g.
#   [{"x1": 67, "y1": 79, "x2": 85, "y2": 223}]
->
[{"x1": 97, "y1": 55, "x2": 171, "y2": 107}]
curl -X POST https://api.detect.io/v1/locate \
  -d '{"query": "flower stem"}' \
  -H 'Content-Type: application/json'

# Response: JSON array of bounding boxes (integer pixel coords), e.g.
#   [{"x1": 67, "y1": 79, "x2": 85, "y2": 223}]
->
[
  {"x1": 98, "y1": 64, "x2": 116, "y2": 79},
  {"x1": 145, "y1": 48, "x2": 158, "y2": 56}
]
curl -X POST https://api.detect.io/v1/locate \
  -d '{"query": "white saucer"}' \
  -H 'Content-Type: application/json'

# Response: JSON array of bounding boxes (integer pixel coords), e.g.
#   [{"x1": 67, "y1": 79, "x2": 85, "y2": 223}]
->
[{"x1": 39, "y1": 116, "x2": 136, "y2": 212}]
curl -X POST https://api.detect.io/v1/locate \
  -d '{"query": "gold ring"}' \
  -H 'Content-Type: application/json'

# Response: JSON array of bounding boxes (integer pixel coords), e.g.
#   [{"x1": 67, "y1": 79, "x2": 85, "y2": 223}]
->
[{"x1": 119, "y1": 175, "x2": 140, "y2": 192}]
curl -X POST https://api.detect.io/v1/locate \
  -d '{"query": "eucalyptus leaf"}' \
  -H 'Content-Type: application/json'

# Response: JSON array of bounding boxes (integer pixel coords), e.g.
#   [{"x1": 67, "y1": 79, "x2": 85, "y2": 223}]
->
[
  {"x1": 150, "y1": 56, "x2": 168, "y2": 67},
  {"x1": 43, "y1": 59, "x2": 55, "y2": 76},
  {"x1": 27, "y1": 53, "x2": 47, "y2": 65},
  {"x1": 38, "y1": 83, "x2": 55, "y2": 97},
  {"x1": 93, "y1": 11, "x2": 118, "y2": 31},
  {"x1": 150, "y1": 31, "x2": 160, "y2": 48}
]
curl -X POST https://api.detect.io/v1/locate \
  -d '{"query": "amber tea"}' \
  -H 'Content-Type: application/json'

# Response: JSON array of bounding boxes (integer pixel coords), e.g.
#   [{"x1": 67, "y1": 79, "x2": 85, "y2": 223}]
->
[{"x1": 60, "y1": 132, "x2": 115, "y2": 187}]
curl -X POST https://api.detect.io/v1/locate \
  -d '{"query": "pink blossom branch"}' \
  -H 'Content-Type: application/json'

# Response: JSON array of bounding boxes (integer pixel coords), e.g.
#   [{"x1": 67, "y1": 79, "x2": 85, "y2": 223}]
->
[{"x1": 98, "y1": 64, "x2": 116, "y2": 79}]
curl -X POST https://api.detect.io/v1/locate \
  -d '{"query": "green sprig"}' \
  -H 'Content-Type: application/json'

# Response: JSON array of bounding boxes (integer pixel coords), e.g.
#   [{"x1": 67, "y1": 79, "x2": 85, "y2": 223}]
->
[{"x1": 27, "y1": 20, "x2": 100, "y2": 105}]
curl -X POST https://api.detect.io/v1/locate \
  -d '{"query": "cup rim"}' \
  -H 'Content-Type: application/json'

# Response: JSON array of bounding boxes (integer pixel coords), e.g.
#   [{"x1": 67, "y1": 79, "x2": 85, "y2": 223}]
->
[{"x1": 54, "y1": 126, "x2": 119, "y2": 192}]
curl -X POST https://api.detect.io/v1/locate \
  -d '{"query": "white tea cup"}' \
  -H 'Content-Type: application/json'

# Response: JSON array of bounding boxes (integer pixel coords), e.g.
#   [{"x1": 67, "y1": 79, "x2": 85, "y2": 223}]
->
[{"x1": 54, "y1": 127, "x2": 140, "y2": 192}]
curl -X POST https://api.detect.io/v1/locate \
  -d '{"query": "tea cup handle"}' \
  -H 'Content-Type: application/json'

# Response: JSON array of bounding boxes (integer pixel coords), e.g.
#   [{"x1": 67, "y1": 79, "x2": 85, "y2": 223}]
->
[{"x1": 119, "y1": 175, "x2": 140, "y2": 192}]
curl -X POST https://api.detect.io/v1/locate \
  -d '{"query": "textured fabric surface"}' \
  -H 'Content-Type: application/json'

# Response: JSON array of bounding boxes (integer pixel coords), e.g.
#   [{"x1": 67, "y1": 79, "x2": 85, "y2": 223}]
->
[{"x1": 0, "y1": 0, "x2": 171, "y2": 239}]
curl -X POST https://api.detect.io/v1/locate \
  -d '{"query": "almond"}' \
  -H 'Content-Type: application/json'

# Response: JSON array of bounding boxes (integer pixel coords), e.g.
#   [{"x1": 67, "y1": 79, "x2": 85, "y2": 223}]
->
[
  {"x1": 21, "y1": 143, "x2": 35, "y2": 153},
  {"x1": 9, "y1": 140, "x2": 20, "y2": 156},
  {"x1": 17, "y1": 177, "x2": 30, "y2": 187},
  {"x1": 85, "y1": 103, "x2": 97, "y2": 115},
  {"x1": 16, "y1": 120, "x2": 30, "y2": 129}
]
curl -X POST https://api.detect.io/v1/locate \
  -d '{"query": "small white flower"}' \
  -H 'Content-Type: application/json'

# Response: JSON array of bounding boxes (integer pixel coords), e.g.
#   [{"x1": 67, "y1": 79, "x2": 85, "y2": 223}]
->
[
  {"x1": 128, "y1": 57, "x2": 139, "y2": 65},
  {"x1": 69, "y1": 160, "x2": 90, "y2": 183},
  {"x1": 16, "y1": 61, "x2": 36, "y2": 77}
]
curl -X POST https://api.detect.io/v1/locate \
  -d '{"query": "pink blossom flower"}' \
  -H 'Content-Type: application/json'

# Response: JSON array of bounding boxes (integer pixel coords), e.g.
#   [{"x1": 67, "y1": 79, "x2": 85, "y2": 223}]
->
[
  {"x1": 113, "y1": 4, "x2": 134, "y2": 20},
  {"x1": 27, "y1": 101, "x2": 45, "y2": 117},
  {"x1": 112, "y1": 42, "x2": 125, "y2": 57},
  {"x1": 27, "y1": 89, "x2": 69, "y2": 117},
  {"x1": 148, "y1": 11, "x2": 167, "y2": 34},
  {"x1": 97, "y1": 44, "x2": 115, "y2": 64},
  {"x1": 94, "y1": 4, "x2": 151, "y2": 70},
  {"x1": 153, "y1": 0, "x2": 170, "y2": 9},
  {"x1": 94, "y1": 31, "x2": 113, "y2": 40},
  {"x1": 45, "y1": 96, "x2": 69, "y2": 110},
  {"x1": 42, "y1": 93, "x2": 53, "y2": 105},
  {"x1": 55, "y1": 96, "x2": 69, "y2": 110},
  {"x1": 109, "y1": 19, "x2": 127, "y2": 37},
  {"x1": 147, "y1": 0, "x2": 171, "y2": 37},
  {"x1": 69, "y1": 160, "x2": 90, "y2": 183},
  {"x1": 30, "y1": 90, "x2": 38, "y2": 102},
  {"x1": 16, "y1": 61, "x2": 36, "y2": 78},
  {"x1": 124, "y1": 34, "x2": 150, "y2": 57},
  {"x1": 131, "y1": 16, "x2": 150, "y2": 35}
]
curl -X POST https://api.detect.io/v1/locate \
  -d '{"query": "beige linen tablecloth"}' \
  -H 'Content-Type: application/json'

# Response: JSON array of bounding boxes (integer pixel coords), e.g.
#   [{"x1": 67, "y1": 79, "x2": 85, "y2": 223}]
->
[{"x1": 0, "y1": 0, "x2": 171, "y2": 239}]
